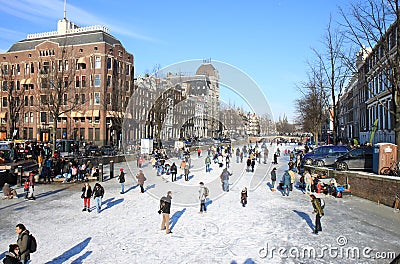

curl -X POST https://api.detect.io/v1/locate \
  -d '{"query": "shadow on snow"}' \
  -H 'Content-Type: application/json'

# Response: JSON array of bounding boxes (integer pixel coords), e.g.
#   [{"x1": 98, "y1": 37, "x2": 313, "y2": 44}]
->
[
  {"x1": 170, "y1": 208, "x2": 186, "y2": 231},
  {"x1": 45, "y1": 237, "x2": 91, "y2": 264},
  {"x1": 293, "y1": 210, "x2": 314, "y2": 231}
]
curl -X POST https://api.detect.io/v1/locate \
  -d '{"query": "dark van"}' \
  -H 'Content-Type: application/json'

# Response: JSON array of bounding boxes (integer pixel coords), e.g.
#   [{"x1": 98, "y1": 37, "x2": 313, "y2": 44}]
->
[
  {"x1": 335, "y1": 146, "x2": 373, "y2": 171},
  {"x1": 302, "y1": 145, "x2": 350, "y2": 165}
]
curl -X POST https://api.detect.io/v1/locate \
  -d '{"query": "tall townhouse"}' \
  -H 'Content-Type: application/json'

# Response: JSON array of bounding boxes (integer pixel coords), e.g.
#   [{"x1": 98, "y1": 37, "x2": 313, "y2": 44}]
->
[{"x1": 0, "y1": 16, "x2": 134, "y2": 146}]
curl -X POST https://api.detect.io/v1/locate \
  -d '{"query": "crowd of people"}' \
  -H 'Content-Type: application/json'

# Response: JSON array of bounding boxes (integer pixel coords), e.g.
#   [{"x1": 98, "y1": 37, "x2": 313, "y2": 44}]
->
[{"x1": 2, "y1": 140, "x2": 332, "y2": 263}]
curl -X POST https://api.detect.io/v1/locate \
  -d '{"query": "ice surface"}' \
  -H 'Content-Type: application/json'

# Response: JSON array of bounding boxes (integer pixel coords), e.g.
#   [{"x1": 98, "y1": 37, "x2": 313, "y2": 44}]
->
[{"x1": 0, "y1": 144, "x2": 399, "y2": 263}]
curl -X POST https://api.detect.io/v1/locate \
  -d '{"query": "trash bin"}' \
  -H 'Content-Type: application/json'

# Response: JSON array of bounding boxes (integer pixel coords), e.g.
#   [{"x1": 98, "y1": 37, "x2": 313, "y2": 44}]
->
[{"x1": 373, "y1": 143, "x2": 397, "y2": 174}]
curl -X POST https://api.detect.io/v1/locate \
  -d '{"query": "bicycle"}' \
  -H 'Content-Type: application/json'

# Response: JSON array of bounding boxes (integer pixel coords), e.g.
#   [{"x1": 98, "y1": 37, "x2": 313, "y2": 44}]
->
[{"x1": 380, "y1": 161, "x2": 400, "y2": 176}]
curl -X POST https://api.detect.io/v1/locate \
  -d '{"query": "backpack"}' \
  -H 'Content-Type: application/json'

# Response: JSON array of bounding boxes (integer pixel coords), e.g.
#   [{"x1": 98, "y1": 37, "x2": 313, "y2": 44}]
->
[
  {"x1": 204, "y1": 187, "x2": 209, "y2": 197},
  {"x1": 24, "y1": 233, "x2": 37, "y2": 253},
  {"x1": 320, "y1": 198, "x2": 325, "y2": 209}
]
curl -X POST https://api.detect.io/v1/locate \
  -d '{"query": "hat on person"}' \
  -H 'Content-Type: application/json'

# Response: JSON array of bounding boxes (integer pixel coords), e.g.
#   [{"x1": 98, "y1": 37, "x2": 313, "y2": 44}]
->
[
  {"x1": 8, "y1": 244, "x2": 19, "y2": 252},
  {"x1": 120, "y1": 168, "x2": 124, "y2": 172}
]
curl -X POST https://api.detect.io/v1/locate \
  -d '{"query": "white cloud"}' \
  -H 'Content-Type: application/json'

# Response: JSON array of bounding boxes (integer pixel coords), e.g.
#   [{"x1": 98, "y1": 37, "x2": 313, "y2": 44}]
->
[{"x1": 0, "y1": 0, "x2": 155, "y2": 42}]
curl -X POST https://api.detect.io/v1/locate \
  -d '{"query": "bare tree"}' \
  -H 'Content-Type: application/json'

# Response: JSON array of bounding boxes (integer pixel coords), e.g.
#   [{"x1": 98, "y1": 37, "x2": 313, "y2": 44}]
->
[
  {"x1": 0, "y1": 61, "x2": 26, "y2": 139},
  {"x1": 339, "y1": 0, "x2": 400, "y2": 158},
  {"x1": 295, "y1": 62, "x2": 330, "y2": 145},
  {"x1": 37, "y1": 41, "x2": 84, "y2": 153},
  {"x1": 312, "y1": 17, "x2": 351, "y2": 144}
]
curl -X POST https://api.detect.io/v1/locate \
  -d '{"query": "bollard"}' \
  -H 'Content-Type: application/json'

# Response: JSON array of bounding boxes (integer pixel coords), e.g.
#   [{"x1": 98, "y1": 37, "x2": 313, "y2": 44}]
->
[
  {"x1": 99, "y1": 163, "x2": 103, "y2": 182},
  {"x1": 110, "y1": 160, "x2": 114, "y2": 179},
  {"x1": 17, "y1": 166, "x2": 23, "y2": 186}
]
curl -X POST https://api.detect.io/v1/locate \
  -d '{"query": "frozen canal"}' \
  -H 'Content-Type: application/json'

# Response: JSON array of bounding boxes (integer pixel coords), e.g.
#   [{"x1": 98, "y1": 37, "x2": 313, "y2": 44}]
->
[{"x1": 0, "y1": 144, "x2": 399, "y2": 263}]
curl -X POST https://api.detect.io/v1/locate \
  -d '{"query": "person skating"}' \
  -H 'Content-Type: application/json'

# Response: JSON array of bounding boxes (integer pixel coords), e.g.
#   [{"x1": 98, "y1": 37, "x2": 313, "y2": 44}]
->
[
  {"x1": 241, "y1": 187, "x2": 248, "y2": 207},
  {"x1": 273, "y1": 152, "x2": 278, "y2": 164},
  {"x1": 310, "y1": 194, "x2": 324, "y2": 234},
  {"x1": 220, "y1": 168, "x2": 232, "y2": 192},
  {"x1": 118, "y1": 168, "x2": 126, "y2": 194},
  {"x1": 159, "y1": 191, "x2": 173, "y2": 234},
  {"x1": 198, "y1": 182, "x2": 208, "y2": 213},
  {"x1": 27, "y1": 172, "x2": 35, "y2": 200},
  {"x1": 205, "y1": 155, "x2": 211, "y2": 173},
  {"x1": 3, "y1": 244, "x2": 21, "y2": 264},
  {"x1": 93, "y1": 183, "x2": 104, "y2": 213},
  {"x1": 136, "y1": 169, "x2": 147, "y2": 193},
  {"x1": 270, "y1": 168, "x2": 277, "y2": 191},
  {"x1": 170, "y1": 163, "x2": 177, "y2": 182},
  {"x1": 304, "y1": 170, "x2": 312, "y2": 194},
  {"x1": 15, "y1": 224, "x2": 31, "y2": 264},
  {"x1": 184, "y1": 163, "x2": 190, "y2": 181},
  {"x1": 81, "y1": 181, "x2": 92, "y2": 212},
  {"x1": 281, "y1": 170, "x2": 291, "y2": 196}
]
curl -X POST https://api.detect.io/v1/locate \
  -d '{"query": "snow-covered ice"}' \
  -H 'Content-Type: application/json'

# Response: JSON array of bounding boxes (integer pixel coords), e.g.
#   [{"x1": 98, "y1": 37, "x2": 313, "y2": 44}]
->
[{"x1": 0, "y1": 144, "x2": 399, "y2": 264}]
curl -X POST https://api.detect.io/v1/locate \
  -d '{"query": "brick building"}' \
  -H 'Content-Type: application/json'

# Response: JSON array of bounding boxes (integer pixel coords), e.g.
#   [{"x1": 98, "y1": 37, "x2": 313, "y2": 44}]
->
[{"x1": 0, "y1": 16, "x2": 134, "y2": 146}]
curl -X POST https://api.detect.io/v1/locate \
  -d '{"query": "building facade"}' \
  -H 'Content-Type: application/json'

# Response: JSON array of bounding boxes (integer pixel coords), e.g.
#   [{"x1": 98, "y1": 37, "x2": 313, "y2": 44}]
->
[{"x1": 0, "y1": 16, "x2": 134, "y2": 146}]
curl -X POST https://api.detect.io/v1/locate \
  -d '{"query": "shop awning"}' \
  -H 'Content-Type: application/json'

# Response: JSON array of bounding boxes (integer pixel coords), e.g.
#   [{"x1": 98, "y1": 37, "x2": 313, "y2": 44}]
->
[
  {"x1": 71, "y1": 111, "x2": 84, "y2": 118},
  {"x1": 0, "y1": 112, "x2": 7, "y2": 118},
  {"x1": 106, "y1": 111, "x2": 132, "y2": 119},
  {"x1": 85, "y1": 110, "x2": 100, "y2": 117},
  {"x1": 77, "y1": 57, "x2": 87, "y2": 64},
  {"x1": 25, "y1": 78, "x2": 33, "y2": 85},
  {"x1": 20, "y1": 79, "x2": 26, "y2": 85}
]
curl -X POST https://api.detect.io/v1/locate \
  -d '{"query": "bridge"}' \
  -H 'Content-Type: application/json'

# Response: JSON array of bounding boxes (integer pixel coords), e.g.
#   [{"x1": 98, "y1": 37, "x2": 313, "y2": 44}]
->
[{"x1": 248, "y1": 135, "x2": 303, "y2": 143}]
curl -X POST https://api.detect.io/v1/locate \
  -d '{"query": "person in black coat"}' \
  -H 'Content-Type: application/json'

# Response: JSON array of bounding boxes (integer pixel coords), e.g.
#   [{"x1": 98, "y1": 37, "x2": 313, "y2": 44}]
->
[
  {"x1": 159, "y1": 191, "x2": 172, "y2": 234},
  {"x1": 270, "y1": 168, "x2": 277, "y2": 191},
  {"x1": 3, "y1": 244, "x2": 21, "y2": 264},
  {"x1": 118, "y1": 168, "x2": 126, "y2": 194},
  {"x1": 170, "y1": 163, "x2": 177, "y2": 182}
]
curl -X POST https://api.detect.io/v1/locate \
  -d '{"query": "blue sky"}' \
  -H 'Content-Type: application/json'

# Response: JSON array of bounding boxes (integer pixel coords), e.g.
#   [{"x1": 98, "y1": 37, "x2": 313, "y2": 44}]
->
[{"x1": 0, "y1": 0, "x2": 350, "y2": 122}]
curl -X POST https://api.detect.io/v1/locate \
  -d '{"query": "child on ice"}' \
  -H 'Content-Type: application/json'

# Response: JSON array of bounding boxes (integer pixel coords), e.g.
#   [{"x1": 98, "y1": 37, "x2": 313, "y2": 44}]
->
[{"x1": 241, "y1": 187, "x2": 248, "y2": 207}]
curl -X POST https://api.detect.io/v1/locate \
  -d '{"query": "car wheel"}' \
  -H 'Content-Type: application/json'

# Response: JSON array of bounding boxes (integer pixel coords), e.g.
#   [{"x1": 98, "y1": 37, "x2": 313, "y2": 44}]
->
[
  {"x1": 305, "y1": 159, "x2": 313, "y2": 165},
  {"x1": 336, "y1": 162, "x2": 348, "y2": 171},
  {"x1": 316, "y1": 160, "x2": 324, "y2": 167}
]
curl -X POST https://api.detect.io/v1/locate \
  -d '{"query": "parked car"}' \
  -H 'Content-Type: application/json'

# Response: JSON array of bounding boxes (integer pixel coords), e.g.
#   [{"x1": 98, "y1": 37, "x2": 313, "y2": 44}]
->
[
  {"x1": 302, "y1": 145, "x2": 350, "y2": 166},
  {"x1": 100, "y1": 145, "x2": 116, "y2": 156},
  {"x1": 335, "y1": 146, "x2": 373, "y2": 171},
  {"x1": 313, "y1": 151, "x2": 349, "y2": 167},
  {"x1": 84, "y1": 145, "x2": 101, "y2": 156}
]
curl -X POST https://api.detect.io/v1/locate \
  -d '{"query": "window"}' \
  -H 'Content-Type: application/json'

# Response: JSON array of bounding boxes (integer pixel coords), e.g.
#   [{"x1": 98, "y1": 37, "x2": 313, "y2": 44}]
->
[
  {"x1": 16, "y1": 64, "x2": 20, "y2": 75},
  {"x1": 94, "y1": 92, "x2": 100, "y2": 105},
  {"x1": 107, "y1": 75, "x2": 111, "y2": 87},
  {"x1": 58, "y1": 60, "x2": 62, "y2": 71},
  {"x1": 2, "y1": 97, "x2": 7, "y2": 107},
  {"x1": 29, "y1": 96, "x2": 33, "y2": 106},
  {"x1": 24, "y1": 113, "x2": 28, "y2": 123},
  {"x1": 64, "y1": 77, "x2": 68, "y2": 88},
  {"x1": 64, "y1": 60, "x2": 68, "y2": 71},
  {"x1": 40, "y1": 112, "x2": 47, "y2": 123},
  {"x1": 81, "y1": 94, "x2": 86, "y2": 104},
  {"x1": 106, "y1": 93, "x2": 111, "y2": 105},
  {"x1": 94, "y1": 117, "x2": 100, "y2": 124},
  {"x1": 40, "y1": 95, "x2": 48, "y2": 105},
  {"x1": 82, "y1": 76, "x2": 86, "y2": 87},
  {"x1": 49, "y1": 114, "x2": 54, "y2": 123},
  {"x1": 107, "y1": 58, "x2": 112, "y2": 69},
  {"x1": 75, "y1": 94, "x2": 79, "y2": 104},
  {"x1": 2, "y1": 81, "x2": 7, "y2": 91},
  {"x1": 95, "y1": 56, "x2": 101, "y2": 69},
  {"x1": 63, "y1": 94, "x2": 68, "y2": 105},
  {"x1": 94, "y1": 74, "x2": 101, "y2": 87},
  {"x1": 75, "y1": 76, "x2": 80, "y2": 88},
  {"x1": 30, "y1": 62, "x2": 34, "y2": 73},
  {"x1": 24, "y1": 96, "x2": 28, "y2": 106},
  {"x1": 30, "y1": 112, "x2": 33, "y2": 123}
]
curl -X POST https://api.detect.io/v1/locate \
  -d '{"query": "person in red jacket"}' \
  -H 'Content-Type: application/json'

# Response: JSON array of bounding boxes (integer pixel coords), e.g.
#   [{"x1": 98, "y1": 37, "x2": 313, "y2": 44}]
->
[{"x1": 81, "y1": 181, "x2": 92, "y2": 212}]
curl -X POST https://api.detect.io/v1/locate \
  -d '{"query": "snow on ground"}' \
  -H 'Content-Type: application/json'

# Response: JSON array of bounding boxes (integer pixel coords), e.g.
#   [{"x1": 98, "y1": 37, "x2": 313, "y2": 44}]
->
[{"x1": 0, "y1": 144, "x2": 399, "y2": 264}]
